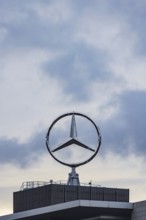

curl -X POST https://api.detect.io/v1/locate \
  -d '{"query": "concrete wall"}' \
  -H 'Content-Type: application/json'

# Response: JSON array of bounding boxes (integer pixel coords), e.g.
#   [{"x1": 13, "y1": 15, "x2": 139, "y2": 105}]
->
[{"x1": 132, "y1": 200, "x2": 146, "y2": 220}]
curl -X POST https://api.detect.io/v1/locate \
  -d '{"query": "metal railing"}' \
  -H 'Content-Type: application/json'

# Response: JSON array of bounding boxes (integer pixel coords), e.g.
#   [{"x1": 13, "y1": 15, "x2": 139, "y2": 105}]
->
[{"x1": 20, "y1": 180, "x2": 101, "y2": 191}]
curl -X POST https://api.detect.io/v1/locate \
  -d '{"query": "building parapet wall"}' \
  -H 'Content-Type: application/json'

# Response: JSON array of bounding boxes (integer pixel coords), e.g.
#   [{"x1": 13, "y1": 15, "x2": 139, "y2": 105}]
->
[
  {"x1": 131, "y1": 200, "x2": 146, "y2": 220},
  {"x1": 13, "y1": 184, "x2": 129, "y2": 213}
]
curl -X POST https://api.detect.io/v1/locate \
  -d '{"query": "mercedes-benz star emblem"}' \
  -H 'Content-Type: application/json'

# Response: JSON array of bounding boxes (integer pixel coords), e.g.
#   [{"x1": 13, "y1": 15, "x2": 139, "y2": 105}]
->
[{"x1": 46, "y1": 112, "x2": 101, "y2": 168}]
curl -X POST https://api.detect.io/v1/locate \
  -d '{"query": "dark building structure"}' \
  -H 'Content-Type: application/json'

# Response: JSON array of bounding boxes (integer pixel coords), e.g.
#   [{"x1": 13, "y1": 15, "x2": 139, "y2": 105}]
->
[
  {"x1": 0, "y1": 182, "x2": 133, "y2": 220},
  {"x1": 13, "y1": 183, "x2": 129, "y2": 213},
  {"x1": 0, "y1": 181, "x2": 145, "y2": 220}
]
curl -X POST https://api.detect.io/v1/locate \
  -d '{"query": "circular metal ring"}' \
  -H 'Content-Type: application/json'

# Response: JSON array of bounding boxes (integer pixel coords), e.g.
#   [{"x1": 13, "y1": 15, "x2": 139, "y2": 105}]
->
[{"x1": 46, "y1": 112, "x2": 101, "y2": 168}]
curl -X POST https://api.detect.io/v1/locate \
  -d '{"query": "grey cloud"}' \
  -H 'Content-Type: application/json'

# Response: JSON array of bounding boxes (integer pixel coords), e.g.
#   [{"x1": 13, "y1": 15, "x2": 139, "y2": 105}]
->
[
  {"x1": 1, "y1": 89, "x2": 146, "y2": 168},
  {"x1": 1, "y1": 0, "x2": 146, "y2": 163},
  {"x1": 0, "y1": 130, "x2": 46, "y2": 167},
  {"x1": 0, "y1": 0, "x2": 76, "y2": 50},
  {"x1": 0, "y1": 0, "x2": 145, "y2": 52},
  {"x1": 0, "y1": 115, "x2": 100, "y2": 167},
  {"x1": 102, "y1": 90, "x2": 146, "y2": 156},
  {"x1": 100, "y1": 0, "x2": 146, "y2": 55},
  {"x1": 43, "y1": 45, "x2": 110, "y2": 100}
]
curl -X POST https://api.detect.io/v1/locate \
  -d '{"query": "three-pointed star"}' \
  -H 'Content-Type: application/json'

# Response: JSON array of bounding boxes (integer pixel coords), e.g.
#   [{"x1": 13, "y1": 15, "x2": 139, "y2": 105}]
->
[
  {"x1": 52, "y1": 114, "x2": 95, "y2": 153},
  {"x1": 52, "y1": 138, "x2": 95, "y2": 152}
]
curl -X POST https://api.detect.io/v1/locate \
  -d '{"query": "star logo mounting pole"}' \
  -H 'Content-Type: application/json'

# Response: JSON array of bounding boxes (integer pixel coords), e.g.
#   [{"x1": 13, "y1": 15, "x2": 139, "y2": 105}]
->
[{"x1": 46, "y1": 112, "x2": 101, "y2": 186}]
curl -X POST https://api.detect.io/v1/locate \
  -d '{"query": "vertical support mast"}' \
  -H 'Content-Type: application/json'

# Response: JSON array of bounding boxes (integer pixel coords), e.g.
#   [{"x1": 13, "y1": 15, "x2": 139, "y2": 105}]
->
[{"x1": 67, "y1": 167, "x2": 80, "y2": 186}]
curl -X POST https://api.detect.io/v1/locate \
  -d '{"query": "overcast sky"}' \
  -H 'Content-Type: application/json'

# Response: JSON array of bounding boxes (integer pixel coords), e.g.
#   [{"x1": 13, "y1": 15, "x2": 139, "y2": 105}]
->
[{"x1": 1, "y1": 0, "x2": 146, "y2": 215}]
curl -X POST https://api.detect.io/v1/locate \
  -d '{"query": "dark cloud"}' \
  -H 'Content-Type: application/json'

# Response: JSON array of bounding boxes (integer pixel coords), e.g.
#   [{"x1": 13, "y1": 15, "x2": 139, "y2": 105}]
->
[
  {"x1": 0, "y1": 0, "x2": 145, "y2": 54},
  {"x1": 0, "y1": 114, "x2": 100, "y2": 167},
  {"x1": 0, "y1": 130, "x2": 46, "y2": 167},
  {"x1": 1, "y1": 90, "x2": 146, "y2": 167},
  {"x1": 0, "y1": 0, "x2": 146, "y2": 164},
  {"x1": 43, "y1": 45, "x2": 110, "y2": 100},
  {"x1": 102, "y1": 90, "x2": 146, "y2": 156},
  {"x1": 101, "y1": 0, "x2": 146, "y2": 55},
  {"x1": 0, "y1": 0, "x2": 77, "y2": 50}
]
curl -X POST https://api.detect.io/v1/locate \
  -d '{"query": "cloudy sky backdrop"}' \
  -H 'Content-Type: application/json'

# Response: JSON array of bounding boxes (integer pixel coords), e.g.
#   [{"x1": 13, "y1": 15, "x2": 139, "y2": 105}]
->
[{"x1": 1, "y1": 0, "x2": 146, "y2": 215}]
